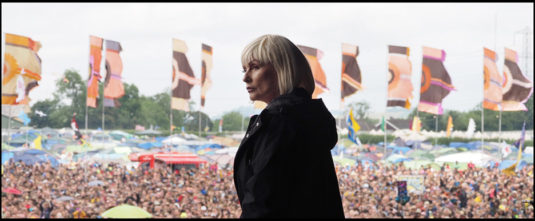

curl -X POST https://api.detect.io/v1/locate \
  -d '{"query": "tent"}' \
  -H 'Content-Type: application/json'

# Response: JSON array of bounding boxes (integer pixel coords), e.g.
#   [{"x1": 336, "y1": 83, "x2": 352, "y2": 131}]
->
[
  {"x1": 403, "y1": 160, "x2": 441, "y2": 170},
  {"x1": 389, "y1": 146, "x2": 412, "y2": 155},
  {"x1": 332, "y1": 156, "x2": 356, "y2": 166},
  {"x1": 385, "y1": 154, "x2": 412, "y2": 164},
  {"x1": 101, "y1": 204, "x2": 152, "y2": 218},
  {"x1": 434, "y1": 151, "x2": 499, "y2": 167},
  {"x1": 161, "y1": 136, "x2": 187, "y2": 145}
]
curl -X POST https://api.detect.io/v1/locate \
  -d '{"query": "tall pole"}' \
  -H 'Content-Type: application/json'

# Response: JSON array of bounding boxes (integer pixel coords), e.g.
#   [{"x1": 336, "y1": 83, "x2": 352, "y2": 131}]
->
[
  {"x1": 169, "y1": 39, "x2": 173, "y2": 136},
  {"x1": 198, "y1": 110, "x2": 201, "y2": 136},
  {"x1": 435, "y1": 115, "x2": 438, "y2": 147},
  {"x1": 494, "y1": 13, "x2": 503, "y2": 144},
  {"x1": 102, "y1": 99, "x2": 105, "y2": 130},
  {"x1": 8, "y1": 105, "x2": 12, "y2": 142},
  {"x1": 85, "y1": 35, "x2": 89, "y2": 134},
  {"x1": 481, "y1": 104, "x2": 484, "y2": 151}
]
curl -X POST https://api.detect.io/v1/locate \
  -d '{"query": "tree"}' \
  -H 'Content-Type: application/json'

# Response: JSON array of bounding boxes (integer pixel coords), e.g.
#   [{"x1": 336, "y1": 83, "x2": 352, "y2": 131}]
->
[{"x1": 221, "y1": 111, "x2": 245, "y2": 131}]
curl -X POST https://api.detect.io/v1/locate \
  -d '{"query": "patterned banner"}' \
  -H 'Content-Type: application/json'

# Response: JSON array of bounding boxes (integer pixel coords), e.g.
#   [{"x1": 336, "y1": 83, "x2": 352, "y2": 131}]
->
[
  {"x1": 87, "y1": 35, "x2": 103, "y2": 108},
  {"x1": 418, "y1": 46, "x2": 454, "y2": 115},
  {"x1": 501, "y1": 48, "x2": 533, "y2": 111},
  {"x1": 341, "y1": 43, "x2": 362, "y2": 102},
  {"x1": 297, "y1": 45, "x2": 328, "y2": 98},
  {"x1": 103, "y1": 40, "x2": 124, "y2": 107},
  {"x1": 201, "y1": 44, "x2": 213, "y2": 107},
  {"x1": 483, "y1": 48, "x2": 502, "y2": 111},
  {"x1": 387, "y1": 45, "x2": 413, "y2": 109},
  {"x1": 171, "y1": 38, "x2": 199, "y2": 111},
  {"x1": 2, "y1": 33, "x2": 42, "y2": 113}
]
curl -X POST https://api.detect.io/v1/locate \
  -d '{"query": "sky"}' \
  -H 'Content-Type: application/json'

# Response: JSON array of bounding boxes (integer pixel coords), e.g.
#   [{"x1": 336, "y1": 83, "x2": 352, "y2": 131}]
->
[{"x1": 2, "y1": 3, "x2": 534, "y2": 119}]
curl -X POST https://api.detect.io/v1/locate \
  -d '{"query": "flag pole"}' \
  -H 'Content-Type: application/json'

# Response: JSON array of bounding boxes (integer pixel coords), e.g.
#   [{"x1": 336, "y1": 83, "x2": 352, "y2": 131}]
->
[
  {"x1": 435, "y1": 114, "x2": 438, "y2": 148},
  {"x1": 85, "y1": 35, "x2": 89, "y2": 134}
]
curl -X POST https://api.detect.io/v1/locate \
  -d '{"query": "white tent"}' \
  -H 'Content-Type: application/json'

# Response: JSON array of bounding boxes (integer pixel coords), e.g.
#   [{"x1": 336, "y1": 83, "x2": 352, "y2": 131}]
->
[
  {"x1": 161, "y1": 136, "x2": 187, "y2": 145},
  {"x1": 434, "y1": 151, "x2": 499, "y2": 167}
]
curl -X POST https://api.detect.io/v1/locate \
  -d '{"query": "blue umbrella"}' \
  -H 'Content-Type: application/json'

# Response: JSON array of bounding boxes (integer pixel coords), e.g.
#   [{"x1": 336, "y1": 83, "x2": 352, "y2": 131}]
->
[
  {"x1": 13, "y1": 154, "x2": 44, "y2": 165},
  {"x1": 23, "y1": 149, "x2": 48, "y2": 155},
  {"x1": 2, "y1": 151, "x2": 14, "y2": 164}
]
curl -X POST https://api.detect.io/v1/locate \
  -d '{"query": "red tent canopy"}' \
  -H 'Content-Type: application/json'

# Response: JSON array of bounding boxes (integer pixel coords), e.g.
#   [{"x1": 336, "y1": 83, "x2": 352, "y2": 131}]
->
[{"x1": 155, "y1": 156, "x2": 207, "y2": 165}]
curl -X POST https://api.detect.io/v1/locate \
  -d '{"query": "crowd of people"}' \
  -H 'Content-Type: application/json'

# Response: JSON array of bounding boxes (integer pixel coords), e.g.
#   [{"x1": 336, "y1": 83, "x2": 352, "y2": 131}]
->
[{"x1": 1, "y1": 158, "x2": 533, "y2": 218}]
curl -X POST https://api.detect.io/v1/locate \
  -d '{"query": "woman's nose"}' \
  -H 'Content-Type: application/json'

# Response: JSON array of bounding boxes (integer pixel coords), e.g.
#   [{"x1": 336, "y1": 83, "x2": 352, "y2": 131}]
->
[{"x1": 243, "y1": 72, "x2": 251, "y2": 83}]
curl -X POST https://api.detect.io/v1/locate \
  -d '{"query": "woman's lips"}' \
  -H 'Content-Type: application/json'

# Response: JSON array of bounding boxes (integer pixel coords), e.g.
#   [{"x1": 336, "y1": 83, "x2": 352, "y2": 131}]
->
[{"x1": 247, "y1": 87, "x2": 255, "y2": 93}]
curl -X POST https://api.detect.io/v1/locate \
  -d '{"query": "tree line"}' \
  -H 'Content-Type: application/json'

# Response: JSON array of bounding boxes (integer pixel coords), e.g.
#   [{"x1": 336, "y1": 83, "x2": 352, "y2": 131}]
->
[
  {"x1": 28, "y1": 69, "x2": 532, "y2": 132},
  {"x1": 28, "y1": 69, "x2": 249, "y2": 132}
]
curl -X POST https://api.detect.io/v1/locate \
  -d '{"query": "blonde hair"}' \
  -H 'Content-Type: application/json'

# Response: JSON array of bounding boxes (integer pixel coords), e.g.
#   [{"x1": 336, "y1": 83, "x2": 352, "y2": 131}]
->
[{"x1": 241, "y1": 34, "x2": 315, "y2": 96}]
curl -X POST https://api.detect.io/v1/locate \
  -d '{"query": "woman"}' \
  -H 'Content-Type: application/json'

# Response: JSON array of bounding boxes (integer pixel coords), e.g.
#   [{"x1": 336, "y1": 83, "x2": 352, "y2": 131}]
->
[{"x1": 233, "y1": 34, "x2": 344, "y2": 218}]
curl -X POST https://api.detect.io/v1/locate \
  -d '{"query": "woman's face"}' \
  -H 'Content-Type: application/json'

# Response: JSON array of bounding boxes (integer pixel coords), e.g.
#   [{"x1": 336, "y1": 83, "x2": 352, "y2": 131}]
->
[{"x1": 242, "y1": 60, "x2": 279, "y2": 104}]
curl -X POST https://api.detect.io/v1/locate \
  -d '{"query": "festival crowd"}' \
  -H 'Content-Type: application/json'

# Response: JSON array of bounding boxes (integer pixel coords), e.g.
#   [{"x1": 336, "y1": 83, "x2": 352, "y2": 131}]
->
[{"x1": 1, "y1": 158, "x2": 533, "y2": 218}]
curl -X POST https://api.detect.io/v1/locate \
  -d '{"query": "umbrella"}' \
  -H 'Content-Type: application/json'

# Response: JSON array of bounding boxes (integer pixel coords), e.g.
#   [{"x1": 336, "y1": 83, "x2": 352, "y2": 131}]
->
[
  {"x1": 101, "y1": 204, "x2": 152, "y2": 218},
  {"x1": 56, "y1": 196, "x2": 74, "y2": 202},
  {"x1": 2, "y1": 187, "x2": 22, "y2": 195},
  {"x1": 88, "y1": 180, "x2": 105, "y2": 187},
  {"x1": 2, "y1": 151, "x2": 14, "y2": 165}
]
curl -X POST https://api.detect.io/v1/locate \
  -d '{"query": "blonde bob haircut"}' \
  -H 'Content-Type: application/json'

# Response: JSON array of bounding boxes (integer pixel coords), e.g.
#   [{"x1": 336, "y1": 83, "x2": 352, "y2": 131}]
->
[{"x1": 241, "y1": 34, "x2": 315, "y2": 96}]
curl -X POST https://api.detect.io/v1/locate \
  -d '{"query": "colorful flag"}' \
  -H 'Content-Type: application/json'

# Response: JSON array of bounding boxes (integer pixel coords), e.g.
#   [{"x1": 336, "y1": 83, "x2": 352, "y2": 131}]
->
[
  {"x1": 103, "y1": 39, "x2": 124, "y2": 107},
  {"x1": 503, "y1": 121, "x2": 526, "y2": 176},
  {"x1": 171, "y1": 38, "x2": 200, "y2": 111},
  {"x1": 446, "y1": 115, "x2": 453, "y2": 137},
  {"x1": 387, "y1": 45, "x2": 413, "y2": 109},
  {"x1": 418, "y1": 46, "x2": 455, "y2": 115},
  {"x1": 410, "y1": 116, "x2": 421, "y2": 132},
  {"x1": 381, "y1": 116, "x2": 386, "y2": 132},
  {"x1": 297, "y1": 45, "x2": 328, "y2": 98},
  {"x1": 201, "y1": 44, "x2": 213, "y2": 107},
  {"x1": 341, "y1": 43, "x2": 362, "y2": 102},
  {"x1": 501, "y1": 48, "x2": 533, "y2": 111},
  {"x1": 347, "y1": 109, "x2": 360, "y2": 144},
  {"x1": 483, "y1": 48, "x2": 502, "y2": 111},
  {"x1": 218, "y1": 119, "x2": 223, "y2": 133},
  {"x1": 33, "y1": 135, "x2": 42, "y2": 150},
  {"x1": 2, "y1": 33, "x2": 42, "y2": 111},
  {"x1": 87, "y1": 35, "x2": 104, "y2": 108}
]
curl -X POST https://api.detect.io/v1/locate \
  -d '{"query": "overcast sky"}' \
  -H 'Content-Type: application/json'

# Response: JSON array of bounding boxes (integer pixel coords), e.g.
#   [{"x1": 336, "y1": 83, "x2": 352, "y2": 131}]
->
[{"x1": 2, "y1": 3, "x2": 534, "y2": 119}]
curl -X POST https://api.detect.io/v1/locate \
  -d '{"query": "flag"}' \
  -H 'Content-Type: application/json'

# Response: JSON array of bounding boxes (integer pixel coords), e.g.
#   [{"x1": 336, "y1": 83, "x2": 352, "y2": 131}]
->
[
  {"x1": 87, "y1": 35, "x2": 104, "y2": 108},
  {"x1": 501, "y1": 142, "x2": 512, "y2": 158},
  {"x1": 347, "y1": 109, "x2": 360, "y2": 144},
  {"x1": 446, "y1": 115, "x2": 453, "y2": 137},
  {"x1": 2, "y1": 33, "x2": 42, "y2": 110},
  {"x1": 297, "y1": 45, "x2": 328, "y2": 98},
  {"x1": 418, "y1": 46, "x2": 455, "y2": 115},
  {"x1": 411, "y1": 116, "x2": 421, "y2": 132},
  {"x1": 501, "y1": 48, "x2": 533, "y2": 111},
  {"x1": 502, "y1": 121, "x2": 525, "y2": 176},
  {"x1": 33, "y1": 135, "x2": 42, "y2": 150},
  {"x1": 171, "y1": 125, "x2": 176, "y2": 131},
  {"x1": 381, "y1": 116, "x2": 385, "y2": 132},
  {"x1": 219, "y1": 119, "x2": 223, "y2": 133},
  {"x1": 18, "y1": 111, "x2": 30, "y2": 126},
  {"x1": 483, "y1": 48, "x2": 502, "y2": 111},
  {"x1": 103, "y1": 39, "x2": 124, "y2": 107},
  {"x1": 387, "y1": 45, "x2": 413, "y2": 109},
  {"x1": 466, "y1": 118, "x2": 476, "y2": 138},
  {"x1": 201, "y1": 44, "x2": 213, "y2": 107},
  {"x1": 171, "y1": 38, "x2": 200, "y2": 111},
  {"x1": 341, "y1": 43, "x2": 362, "y2": 102}
]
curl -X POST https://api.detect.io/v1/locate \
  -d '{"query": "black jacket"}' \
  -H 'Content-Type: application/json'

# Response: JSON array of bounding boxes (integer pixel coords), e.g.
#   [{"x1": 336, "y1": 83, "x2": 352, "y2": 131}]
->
[{"x1": 233, "y1": 88, "x2": 344, "y2": 218}]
